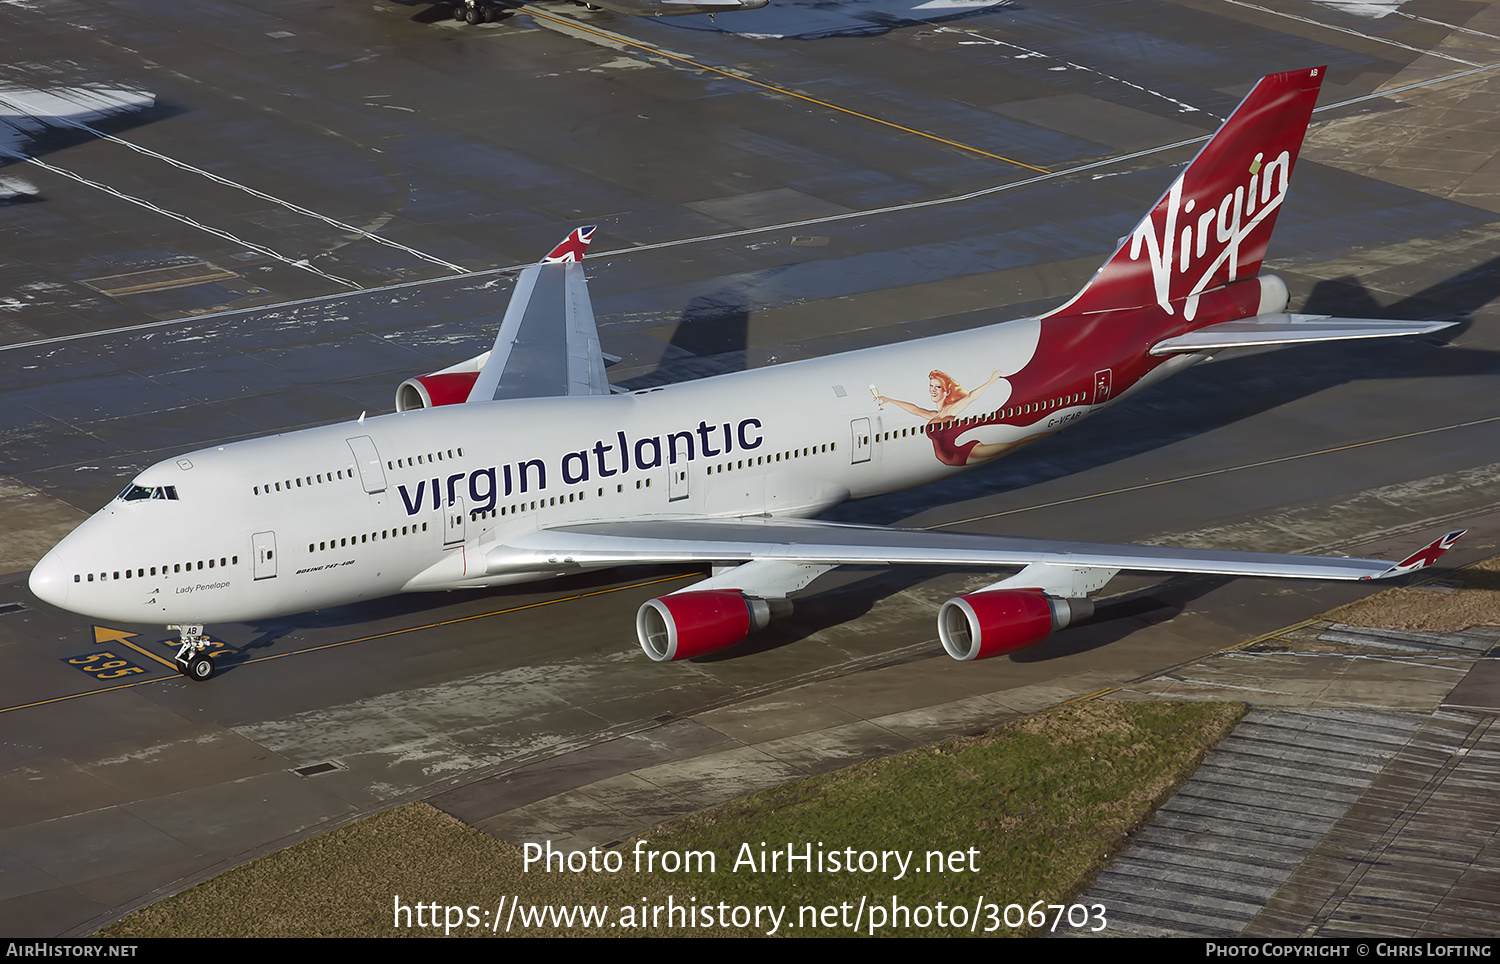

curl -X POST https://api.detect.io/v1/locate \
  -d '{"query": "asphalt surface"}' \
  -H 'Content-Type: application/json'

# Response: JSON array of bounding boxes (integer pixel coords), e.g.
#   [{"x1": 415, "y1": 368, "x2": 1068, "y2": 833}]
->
[{"x1": 0, "y1": 0, "x2": 1498, "y2": 937}]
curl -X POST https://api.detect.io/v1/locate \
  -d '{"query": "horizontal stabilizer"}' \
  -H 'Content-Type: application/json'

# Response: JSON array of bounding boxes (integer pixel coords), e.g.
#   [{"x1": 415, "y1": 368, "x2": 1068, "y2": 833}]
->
[
  {"x1": 1150, "y1": 313, "x2": 1454, "y2": 355},
  {"x1": 484, "y1": 517, "x2": 1460, "y2": 583},
  {"x1": 467, "y1": 227, "x2": 610, "y2": 401}
]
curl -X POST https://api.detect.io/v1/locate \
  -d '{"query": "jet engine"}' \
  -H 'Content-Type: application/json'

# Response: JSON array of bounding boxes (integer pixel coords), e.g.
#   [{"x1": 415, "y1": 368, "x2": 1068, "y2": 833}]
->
[
  {"x1": 937, "y1": 589, "x2": 1093, "y2": 661},
  {"x1": 394, "y1": 351, "x2": 489, "y2": 412},
  {"x1": 637, "y1": 590, "x2": 789, "y2": 662}
]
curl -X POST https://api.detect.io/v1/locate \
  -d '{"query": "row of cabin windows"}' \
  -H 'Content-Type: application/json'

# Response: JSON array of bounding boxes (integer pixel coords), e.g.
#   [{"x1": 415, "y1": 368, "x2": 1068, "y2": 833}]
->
[
  {"x1": 251, "y1": 446, "x2": 471, "y2": 496},
  {"x1": 469, "y1": 486, "x2": 615, "y2": 522},
  {"x1": 308, "y1": 523, "x2": 428, "y2": 553},
  {"x1": 243, "y1": 404, "x2": 1077, "y2": 501},
  {"x1": 75, "y1": 556, "x2": 238, "y2": 583},
  {"x1": 463, "y1": 444, "x2": 836, "y2": 522},
  {"x1": 711, "y1": 443, "x2": 834, "y2": 474},
  {"x1": 913, "y1": 393, "x2": 1090, "y2": 437},
  {"x1": 389, "y1": 447, "x2": 462, "y2": 470},
  {"x1": 255, "y1": 468, "x2": 354, "y2": 496}
]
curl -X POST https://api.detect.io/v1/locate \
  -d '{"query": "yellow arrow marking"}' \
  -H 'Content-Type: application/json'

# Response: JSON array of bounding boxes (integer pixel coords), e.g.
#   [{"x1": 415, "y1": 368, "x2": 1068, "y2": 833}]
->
[{"x1": 92, "y1": 625, "x2": 178, "y2": 669}]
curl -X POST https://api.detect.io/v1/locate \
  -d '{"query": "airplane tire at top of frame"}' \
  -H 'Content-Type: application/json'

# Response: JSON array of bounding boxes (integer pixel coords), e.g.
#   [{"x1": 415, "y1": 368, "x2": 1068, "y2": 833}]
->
[
  {"x1": 637, "y1": 590, "x2": 781, "y2": 662},
  {"x1": 938, "y1": 590, "x2": 1094, "y2": 661}
]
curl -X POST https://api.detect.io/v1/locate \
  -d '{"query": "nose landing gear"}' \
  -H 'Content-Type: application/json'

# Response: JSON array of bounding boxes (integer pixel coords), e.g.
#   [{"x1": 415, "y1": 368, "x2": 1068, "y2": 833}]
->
[{"x1": 170, "y1": 624, "x2": 217, "y2": 682}]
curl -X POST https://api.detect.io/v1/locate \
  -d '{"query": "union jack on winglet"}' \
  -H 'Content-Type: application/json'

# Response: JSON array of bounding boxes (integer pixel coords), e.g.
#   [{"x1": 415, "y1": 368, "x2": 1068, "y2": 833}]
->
[
  {"x1": 1365, "y1": 530, "x2": 1467, "y2": 580},
  {"x1": 543, "y1": 225, "x2": 597, "y2": 264}
]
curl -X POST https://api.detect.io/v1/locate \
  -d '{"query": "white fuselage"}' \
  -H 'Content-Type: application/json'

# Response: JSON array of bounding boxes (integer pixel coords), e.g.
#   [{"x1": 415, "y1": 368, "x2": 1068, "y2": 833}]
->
[{"x1": 28, "y1": 310, "x2": 1199, "y2": 627}]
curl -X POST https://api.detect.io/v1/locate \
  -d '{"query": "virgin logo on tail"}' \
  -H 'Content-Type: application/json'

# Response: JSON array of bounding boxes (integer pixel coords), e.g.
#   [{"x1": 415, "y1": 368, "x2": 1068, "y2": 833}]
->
[
  {"x1": 1130, "y1": 148, "x2": 1293, "y2": 320},
  {"x1": 1052, "y1": 67, "x2": 1324, "y2": 320}
]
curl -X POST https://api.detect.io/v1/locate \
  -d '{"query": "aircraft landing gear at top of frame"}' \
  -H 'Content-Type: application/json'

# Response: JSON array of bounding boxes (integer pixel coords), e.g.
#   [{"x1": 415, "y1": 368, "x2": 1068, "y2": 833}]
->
[
  {"x1": 170, "y1": 624, "x2": 216, "y2": 682},
  {"x1": 453, "y1": 0, "x2": 511, "y2": 23}
]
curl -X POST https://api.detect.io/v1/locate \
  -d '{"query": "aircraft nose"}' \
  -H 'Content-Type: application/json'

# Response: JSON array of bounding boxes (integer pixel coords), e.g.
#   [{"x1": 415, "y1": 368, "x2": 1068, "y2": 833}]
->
[{"x1": 29, "y1": 546, "x2": 71, "y2": 610}]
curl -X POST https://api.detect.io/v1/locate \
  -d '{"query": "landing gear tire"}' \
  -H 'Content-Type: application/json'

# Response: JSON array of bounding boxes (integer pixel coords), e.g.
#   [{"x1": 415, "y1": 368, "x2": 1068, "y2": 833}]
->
[
  {"x1": 185, "y1": 653, "x2": 215, "y2": 682},
  {"x1": 465, "y1": 6, "x2": 481, "y2": 22},
  {"x1": 454, "y1": 6, "x2": 468, "y2": 19},
  {"x1": 171, "y1": 625, "x2": 215, "y2": 681}
]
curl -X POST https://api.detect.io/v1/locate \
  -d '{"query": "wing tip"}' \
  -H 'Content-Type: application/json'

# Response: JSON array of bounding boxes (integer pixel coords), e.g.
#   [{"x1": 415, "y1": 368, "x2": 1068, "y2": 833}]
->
[
  {"x1": 1364, "y1": 529, "x2": 1466, "y2": 580},
  {"x1": 542, "y1": 225, "x2": 598, "y2": 264}
]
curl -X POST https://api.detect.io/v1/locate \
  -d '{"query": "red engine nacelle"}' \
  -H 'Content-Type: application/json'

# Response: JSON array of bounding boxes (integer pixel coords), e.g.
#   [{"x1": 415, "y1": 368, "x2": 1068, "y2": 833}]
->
[
  {"x1": 937, "y1": 589, "x2": 1093, "y2": 661},
  {"x1": 637, "y1": 590, "x2": 785, "y2": 662},
  {"x1": 395, "y1": 371, "x2": 482, "y2": 412}
]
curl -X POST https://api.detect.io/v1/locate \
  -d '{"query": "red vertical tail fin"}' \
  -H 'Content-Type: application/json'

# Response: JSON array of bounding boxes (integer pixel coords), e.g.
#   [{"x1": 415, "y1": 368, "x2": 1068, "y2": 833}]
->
[{"x1": 1048, "y1": 67, "x2": 1324, "y2": 321}]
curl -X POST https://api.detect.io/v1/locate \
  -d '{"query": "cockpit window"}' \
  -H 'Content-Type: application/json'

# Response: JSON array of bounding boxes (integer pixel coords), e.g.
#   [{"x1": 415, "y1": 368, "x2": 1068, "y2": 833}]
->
[{"x1": 118, "y1": 485, "x2": 178, "y2": 502}]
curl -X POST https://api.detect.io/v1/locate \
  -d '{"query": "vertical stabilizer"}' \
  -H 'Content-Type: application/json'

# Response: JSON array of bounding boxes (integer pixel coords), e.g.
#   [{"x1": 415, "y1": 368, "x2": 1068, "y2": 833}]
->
[{"x1": 1048, "y1": 67, "x2": 1324, "y2": 320}]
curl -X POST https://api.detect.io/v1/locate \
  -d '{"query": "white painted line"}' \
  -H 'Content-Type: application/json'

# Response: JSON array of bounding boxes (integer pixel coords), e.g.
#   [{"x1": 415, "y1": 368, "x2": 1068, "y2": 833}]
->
[
  {"x1": 1394, "y1": 9, "x2": 1500, "y2": 42},
  {"x1": 2, "y1": 61, "x2": 1494, "y2": 354},
  {"x1": 0, "y1": 148, "x2": 361, "y2": 290},
  {"x1": 0, "y1": 92, "x2": 469, "y2": 275},
  {"x1": 935, "y1": 25, "x2": 1212, "y2": 118},
  {"x1": 1217, "y1": 0, "x2": 1481, "y2": 66}
]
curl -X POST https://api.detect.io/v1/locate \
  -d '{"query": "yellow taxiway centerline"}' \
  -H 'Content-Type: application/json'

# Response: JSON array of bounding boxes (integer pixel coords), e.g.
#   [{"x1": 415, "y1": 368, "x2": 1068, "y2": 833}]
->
[{"x1": 519, "y1": 6, "x2": 1051, "y2": 174}]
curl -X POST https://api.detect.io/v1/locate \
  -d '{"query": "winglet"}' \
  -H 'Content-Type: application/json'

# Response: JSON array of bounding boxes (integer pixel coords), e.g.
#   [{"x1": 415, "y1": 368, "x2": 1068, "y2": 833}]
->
[
  {"x1": 543, "y1": 226, "x2": 597, "y2": 264},
  {"x1": 1363, "y1": 530, "x2": 1466, "y2": 580}
]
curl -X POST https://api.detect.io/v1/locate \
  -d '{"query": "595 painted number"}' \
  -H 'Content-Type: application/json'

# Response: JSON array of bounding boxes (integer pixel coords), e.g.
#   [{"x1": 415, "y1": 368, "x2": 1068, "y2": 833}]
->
[{"x1": 65, "y1": 651, "x2": 145, "y2": 680}]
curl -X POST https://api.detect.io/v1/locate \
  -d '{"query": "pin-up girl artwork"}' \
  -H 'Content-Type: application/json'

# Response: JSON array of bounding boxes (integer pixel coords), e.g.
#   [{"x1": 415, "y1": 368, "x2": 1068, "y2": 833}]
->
[{"x1": 874, "y1": 369, "x2": 1019, "y2": 467}]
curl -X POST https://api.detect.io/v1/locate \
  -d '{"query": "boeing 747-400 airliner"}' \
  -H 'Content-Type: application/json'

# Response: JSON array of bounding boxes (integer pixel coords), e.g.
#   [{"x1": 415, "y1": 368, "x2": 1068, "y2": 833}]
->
[{"x1": 29, "y1": 67, "x2": 1463, "y2": 680}]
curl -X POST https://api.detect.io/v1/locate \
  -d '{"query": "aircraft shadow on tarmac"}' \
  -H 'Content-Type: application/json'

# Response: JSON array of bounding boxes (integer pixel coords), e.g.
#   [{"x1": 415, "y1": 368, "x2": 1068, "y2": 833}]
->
[
  {"x1": 658, "y1": 0, "x2": 1017, "y2": 40},
  {"x1": 173, "y1": 551, "x2": 1222, "y2": 674},
  {"x1": 395, "y1": 1, "x2": 517, "y2": 25},
  {"x1": 690, "y1": 563, "x2": 1221, "y2": 664},
  {"x1": 186, "y1": 563, "x2": 688, "y2": 677},
  {"x1": 390, "y1": 0, "x2": 1012, "y2": 38},
  {"x1": 822, "y1": 261, "x2": 1500, "y2": 529},
  {"x1": 649, "y1": 290, "x2": 753, "y2": 384},
  {"x1": 0, "y1": 90, "x2": 178, "y2": 200},
  {"x1": 587, "y1": 255, "x2": 1500, "y2": 536}
]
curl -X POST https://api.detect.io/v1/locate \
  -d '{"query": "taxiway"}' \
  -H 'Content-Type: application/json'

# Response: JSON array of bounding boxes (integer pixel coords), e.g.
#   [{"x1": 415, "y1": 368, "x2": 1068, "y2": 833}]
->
[{"x1": 1, "y1": 0, "x2": 1499, "y2": 936}]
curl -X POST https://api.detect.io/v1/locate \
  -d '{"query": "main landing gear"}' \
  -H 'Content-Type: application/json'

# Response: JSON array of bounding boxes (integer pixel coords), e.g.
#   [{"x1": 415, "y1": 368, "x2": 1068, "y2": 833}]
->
[
  {"x1": 452, "y1": 0, "x2": 509, "y2": 23},
  {"x1": 170, "y1": 624, "x2": 216, "y2": 682}
]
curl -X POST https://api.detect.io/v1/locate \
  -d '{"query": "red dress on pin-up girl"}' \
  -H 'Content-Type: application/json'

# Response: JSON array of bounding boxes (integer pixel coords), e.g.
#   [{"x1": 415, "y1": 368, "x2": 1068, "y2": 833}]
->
[{"x1": 874, "y1": 370, "x2": 1015, "y2": 467}]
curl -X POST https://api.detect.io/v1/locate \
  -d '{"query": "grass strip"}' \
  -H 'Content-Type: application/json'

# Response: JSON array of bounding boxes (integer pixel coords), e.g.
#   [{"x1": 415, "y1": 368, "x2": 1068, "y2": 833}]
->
[
  {"x1": 1325, "y1": 555, "x2": 1500, "y2": 633},
  {"x1": 101, "y1": 699, "x2": 1244, "y2": 938}
]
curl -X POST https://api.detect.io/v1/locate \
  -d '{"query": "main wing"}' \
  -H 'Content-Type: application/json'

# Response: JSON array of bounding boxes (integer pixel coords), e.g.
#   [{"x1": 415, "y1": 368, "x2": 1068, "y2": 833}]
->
[
  {"x1": 484, "y1": 518, "x2": 1461, "y2": 662},
  {"x1": 484, "y1": 516, "x2": 1462, "y2": 582}
]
